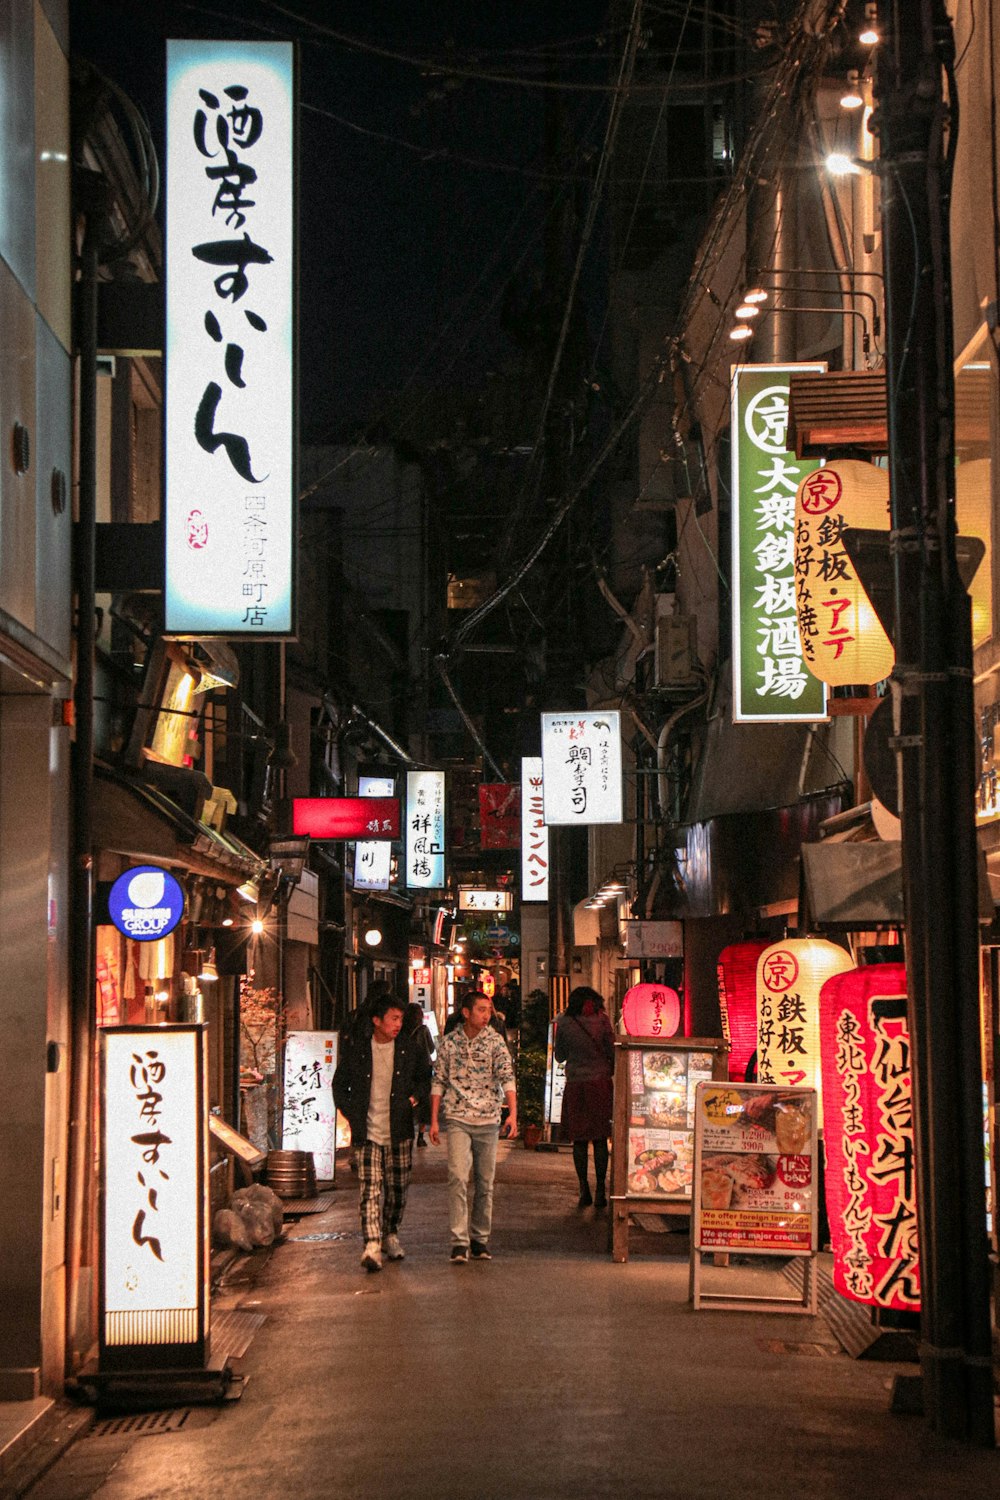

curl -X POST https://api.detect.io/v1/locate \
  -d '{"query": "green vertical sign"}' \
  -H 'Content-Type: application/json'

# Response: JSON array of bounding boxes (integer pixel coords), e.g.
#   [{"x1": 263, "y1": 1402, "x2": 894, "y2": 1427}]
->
[{"x1": 731, "y1": 364, "x2": 828, "y2": 722}]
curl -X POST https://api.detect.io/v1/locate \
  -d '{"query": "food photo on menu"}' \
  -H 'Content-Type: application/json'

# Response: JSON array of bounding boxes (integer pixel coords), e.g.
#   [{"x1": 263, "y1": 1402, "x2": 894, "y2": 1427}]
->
[
  {"x1": 623, "y1": 1049, "x2": 715, "y2": 1198},
  {"x1": 697, "y1": 1084, "x2": 815, "y2": 1217}
]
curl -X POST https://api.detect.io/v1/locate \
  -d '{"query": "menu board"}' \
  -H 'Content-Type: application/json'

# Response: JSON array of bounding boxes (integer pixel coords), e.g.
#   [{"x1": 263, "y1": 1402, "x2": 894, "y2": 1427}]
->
[
  {"x1": 623, "y1": 1045, "x2": 717, "y2": 1200},
  {"x1": 544, "y1": 1022, "x2": 567, "y2": 1127},
  {"x1": 692, "y1": 1082, "x2": 817, "y2": 1255}
]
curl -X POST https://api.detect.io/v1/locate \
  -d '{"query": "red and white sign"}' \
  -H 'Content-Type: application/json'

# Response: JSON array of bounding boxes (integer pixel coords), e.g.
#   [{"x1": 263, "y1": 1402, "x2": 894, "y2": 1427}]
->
[
  {"x1": 520, "y1": 757, "x2": 549, "y2": 902},
  {"x1": 293, "y1": 797, "x2": 400, "y2": 841},
  {"x1": 479, "y1": 784, "x2": 520, "y2": 850},
  {"x1": 622, "y1": 983, "x2": 681, "y2": 1039},
  {"x1": 820, "y1": 963, "x2": 920, "y2": 1311}
]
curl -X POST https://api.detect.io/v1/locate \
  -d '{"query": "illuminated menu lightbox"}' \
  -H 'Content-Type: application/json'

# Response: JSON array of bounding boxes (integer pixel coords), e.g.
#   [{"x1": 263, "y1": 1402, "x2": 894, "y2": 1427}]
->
[
  {"x1": 165, "y1": 40, "x2": 296, "y2": 636},
  {"x1": 405, "y1": 771, "x2": 445, "y2": 889},
  {"x1": 100, "y1": 1026, "x2": 209, "y2": 1371}
]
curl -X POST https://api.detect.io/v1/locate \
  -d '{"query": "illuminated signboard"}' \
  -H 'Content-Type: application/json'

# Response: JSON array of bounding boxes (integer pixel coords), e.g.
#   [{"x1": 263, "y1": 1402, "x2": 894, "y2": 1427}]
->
[
  {"x1": 406, "y1": 771, "x2": 445, "y2": 889},
  {"x1": 282, "y1": 1031, "x2": 339, "y2": 1182},
  {"x1": 108, "y1": 866, "x2": 185, "y2": 942},
  {"x1": 354, "y1": 775, "x2": 394, "y2": 893},
  {"x1": 165, "y1": 40, "x2": 296, "y2": 636},
  {"x1": 540, "y1": 711, "x2": 623, "y2": 825},
  {"x1": 478, "y1": 783, "x2": 520, "y2": 849},
  {"x1": 730, "y1": 363, "x2": 827, "y2": 722},
  {"x1": 458, "y1": 889, "x2": 513, "y2": 913},
  {"x1": 101, "y1": 1025, "x2": 208, "y2": 1370},
  {"x1": 520, "y1": 756, "x2": 549, "y2": 902},
  {"x1": 293, "y1": 798, "x2": 400, "y2": 840},
  {"x1": 820, "y1": 964, "x2": 920, "y2": 1311}
]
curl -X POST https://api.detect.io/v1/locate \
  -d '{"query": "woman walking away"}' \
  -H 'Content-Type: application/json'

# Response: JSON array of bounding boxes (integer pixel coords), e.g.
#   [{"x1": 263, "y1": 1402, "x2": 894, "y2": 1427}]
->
[{"x1": 554, "y1": 986, "x2": 614, "y2": 1209}]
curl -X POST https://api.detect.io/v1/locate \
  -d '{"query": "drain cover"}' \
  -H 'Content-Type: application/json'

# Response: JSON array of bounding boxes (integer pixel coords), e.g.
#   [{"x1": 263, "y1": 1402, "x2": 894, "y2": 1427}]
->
[
  {"x1": 288, "y1": 1231, "x2": 351, "y2": 1243},
  {"x1": 92, "y1": 1408, "x2": 196, "y2": 1438},
  {"x1": 756, "y1": 1338, "x2": 840, "y2": 1357}
]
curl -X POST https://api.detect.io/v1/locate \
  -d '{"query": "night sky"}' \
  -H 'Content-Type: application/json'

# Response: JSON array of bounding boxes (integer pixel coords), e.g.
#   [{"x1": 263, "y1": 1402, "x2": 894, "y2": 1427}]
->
[{"x1": 71, "y1": 1, "x2": 610, "y2": 438}]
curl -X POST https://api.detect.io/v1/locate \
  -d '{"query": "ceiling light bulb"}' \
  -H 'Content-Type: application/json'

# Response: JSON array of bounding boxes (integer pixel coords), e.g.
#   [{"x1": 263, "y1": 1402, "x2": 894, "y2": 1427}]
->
[
  {"x1": 729, "y1": 325, "x2": 754, "y2": 342},
  {"x1": 742, "y1": 288, "x2": 768, "y2": 303},
  {"x1": 735, "y1": 303, "x2": 760, "y2": 319},
  {"x1": 840, "y1": 78, "x2": 864, "y2": 109},
  {"x1": 859, "y1": 26, "x2": 878, "y2": 45},
  {"x1": 825, "y1": 152, "x2": 861, "y2": 176},
  {"x1": 251, "y1": 918, "x2": 265, "y2": 936}
]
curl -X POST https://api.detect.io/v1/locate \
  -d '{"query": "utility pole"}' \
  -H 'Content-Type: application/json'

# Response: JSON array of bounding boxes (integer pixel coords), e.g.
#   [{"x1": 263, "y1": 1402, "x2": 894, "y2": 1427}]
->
[{"x1": 874, "y1": 2, "x2": 995, "y2": 1444}]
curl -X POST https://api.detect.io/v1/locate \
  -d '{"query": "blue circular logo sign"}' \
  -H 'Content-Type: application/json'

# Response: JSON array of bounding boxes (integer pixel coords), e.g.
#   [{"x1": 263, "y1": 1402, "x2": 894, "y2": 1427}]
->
[{"x1": 108, "y1": 865, "x2": 185, "y2": 942}]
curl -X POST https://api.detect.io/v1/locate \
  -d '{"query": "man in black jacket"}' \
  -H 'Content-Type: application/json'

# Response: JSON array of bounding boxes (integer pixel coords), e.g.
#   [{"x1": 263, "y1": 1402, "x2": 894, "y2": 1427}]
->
[{"x1": 333, "y1": 990, "x2": 431, "y2": 1272}]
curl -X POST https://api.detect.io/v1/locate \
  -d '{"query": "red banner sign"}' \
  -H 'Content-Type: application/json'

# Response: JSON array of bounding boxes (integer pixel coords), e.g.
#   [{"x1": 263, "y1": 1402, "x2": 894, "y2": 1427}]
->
[
  {"x1": 292, "y1": 797, "x2": 400, "y2": 840},
  {"x1": 478, "y1": 783, "x2": 520, "y2": 849},
  {"x1": 820, "y1": 963, "x2": 920, "y2": 1311}
]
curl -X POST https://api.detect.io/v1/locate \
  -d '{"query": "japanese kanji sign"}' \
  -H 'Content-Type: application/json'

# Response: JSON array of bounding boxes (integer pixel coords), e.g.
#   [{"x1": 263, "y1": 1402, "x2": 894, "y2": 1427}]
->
[
  {"x1": 353, "y1": 775, "x2": 396, "y2": 892},
  {"x1": 282, "y1": 1031, "x2": 338, "y2": 1182},
  {"x1": 166, "y1": 40, "x2": 295, "y2": 636},
  {"x1": 406, "y1": 771, "x2": 445, "y2": 889},
  {"x1": 730, "y1": 364, "x2": 827, "y2": 721},
  {"x1": 520, "y1": 756, "x2": 549, "y2": 902},
  {"x1": 101, "y1": 1026, "x2": 207, "y2": 1366},
  {"x1": 540, "y1": 712, "x2": 623, "y2": 825},
  {"x1": 293, "y1": 797, "x2": 400, "y2": 841},
  {"x1": 820, "y1": 964, "x2": 920, "y2": 1311},
  {"x1": 478, "y1": 783, "x2": 521, "y2": 849},
  {"x1": 755, "y1": 938, "x2": 853, "y2": 1118}
]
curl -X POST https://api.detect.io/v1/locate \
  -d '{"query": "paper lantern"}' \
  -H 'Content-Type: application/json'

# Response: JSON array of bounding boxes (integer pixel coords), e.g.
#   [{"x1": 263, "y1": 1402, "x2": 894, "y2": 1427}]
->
[
  {"x1": 756, "y1": 939, "x2": 854, "y2": 1112},
  {"x1": 794, "y1": 460, "x2": 894, "y2": 686},
  {"x1": 716, "y1": 941, "x2": 770, "y2": 1081},
  {"x1": 956, "y1": 458, "x2": 992, "y2": 648},
  {"x1": 622, "y1": 983, "x2": 680, "y2": 1039},
  {"x1": 819, "y1": 963, "x2": 919, "y2": 1310}
]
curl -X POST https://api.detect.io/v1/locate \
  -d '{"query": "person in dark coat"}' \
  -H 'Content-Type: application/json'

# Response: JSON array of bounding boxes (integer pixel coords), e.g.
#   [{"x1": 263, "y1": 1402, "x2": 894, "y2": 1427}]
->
[
  {"x1": 404, "y1": 1001, "x2": 435, "y2": 1147},
  {"x1": 333, "y1": 990, "x2": 431, "y2": 1271},
  {"x1": 554, "y1": 985, "x2": 615, "y2": 1209}
]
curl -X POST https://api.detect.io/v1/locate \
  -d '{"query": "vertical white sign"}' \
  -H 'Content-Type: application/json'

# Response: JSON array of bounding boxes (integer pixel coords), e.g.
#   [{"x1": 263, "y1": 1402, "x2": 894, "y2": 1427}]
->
[
  {"x1": 166, "y1": 40, "x2": 295, "y2": 635},
  {"x1": 540, "y1": 711, "x2": 623, "y2": 825},
  {"x1": 406, "y1": 770, "x2": 446, "y2": 888},
  {"x1": 354, "y1": 774, "x2": 393, "y2": 892},
  {"x1": 520, "y1": 756, "x2": 549, "y2": 901},
  {"x1": 103, "y1": 1028, "x2": 204, "y2": 1345},
  {"x1": 282, "y1": 1031, "x2": 338, "y2": 1181}
]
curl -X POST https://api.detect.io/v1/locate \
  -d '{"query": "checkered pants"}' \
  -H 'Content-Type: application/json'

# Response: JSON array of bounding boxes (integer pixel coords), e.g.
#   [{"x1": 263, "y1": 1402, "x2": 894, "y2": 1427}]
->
[{"x1": 357, "y1": 1140, "x2": 413, "y2": 1244}]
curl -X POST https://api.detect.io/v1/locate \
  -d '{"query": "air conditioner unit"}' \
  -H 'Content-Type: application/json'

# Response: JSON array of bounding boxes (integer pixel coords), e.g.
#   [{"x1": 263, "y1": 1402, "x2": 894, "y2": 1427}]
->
[{"x1": 654, "y1": 612, "x2": 699, "y2": 689}]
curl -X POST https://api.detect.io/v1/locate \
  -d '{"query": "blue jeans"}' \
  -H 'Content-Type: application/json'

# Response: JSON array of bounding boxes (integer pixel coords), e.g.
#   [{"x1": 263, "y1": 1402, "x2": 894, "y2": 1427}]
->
[{"x1": 445, "y1": 1121, "x2": 499, "y2": 1247}]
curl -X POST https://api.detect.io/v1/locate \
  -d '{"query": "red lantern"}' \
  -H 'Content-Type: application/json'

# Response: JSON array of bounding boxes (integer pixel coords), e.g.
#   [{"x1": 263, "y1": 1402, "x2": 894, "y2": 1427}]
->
[
  {"x1": 716, "y1": 941, "x2": 770, "y2": 1082},
  {"x1": 621, "y1": 983, "x2": 680, "y2": 1039},
  {"x1": 819, "y1": 963, "x2": 920, "y2": 1311}
]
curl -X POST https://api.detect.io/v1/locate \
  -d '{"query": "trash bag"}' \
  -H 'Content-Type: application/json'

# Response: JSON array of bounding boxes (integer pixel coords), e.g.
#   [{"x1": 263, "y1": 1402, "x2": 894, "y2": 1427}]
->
[
  {"x1": 229, "y1": 1195, "x2": 276, "y2": 1246},
  {"x1": 239, "y1": 1182, "x2": 284, "y2": 1235},
  {"x1": 213, "y1": 1207, "x2": 254, "y2": 1252}
]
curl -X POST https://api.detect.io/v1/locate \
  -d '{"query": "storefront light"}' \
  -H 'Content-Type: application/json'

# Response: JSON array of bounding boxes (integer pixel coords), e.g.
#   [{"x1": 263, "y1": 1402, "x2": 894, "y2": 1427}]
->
[
  {"x1": 250, "y1": 918, "x2": 265, "y2": 937},
  {"x1": 840, "y1": 72, "x2": 864, "y2": 109},
  {"x1": 825, "y1": 152, "x2": 862, "y2": 176},
  {"x1": 742, "y1": 287, "x2": 767, "y2": 304},
  {"x1": 734, "y1": 302, "x2": 760, "y2": 319},
  {"x1": 198, "y1": 949, "x2": 218, "y2": 982},
  {"x1": 729, "y1": 324, "x2": 754, "y2": 342},
  {"x1": 364, "y1": 927, "x2": 383, "y2": 947}
]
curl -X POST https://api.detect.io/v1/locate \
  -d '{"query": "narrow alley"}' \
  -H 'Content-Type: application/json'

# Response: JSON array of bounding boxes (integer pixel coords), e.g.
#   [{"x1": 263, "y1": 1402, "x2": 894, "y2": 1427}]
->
[{"x1": 20, "y1": 1145, "x2": 999, "y2": 1500}]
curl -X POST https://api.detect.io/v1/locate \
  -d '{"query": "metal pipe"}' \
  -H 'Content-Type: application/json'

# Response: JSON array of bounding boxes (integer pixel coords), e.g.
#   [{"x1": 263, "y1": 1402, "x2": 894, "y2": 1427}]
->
[{"x1": 66, "y1": 228, "x2": 99, "y2": 1374}]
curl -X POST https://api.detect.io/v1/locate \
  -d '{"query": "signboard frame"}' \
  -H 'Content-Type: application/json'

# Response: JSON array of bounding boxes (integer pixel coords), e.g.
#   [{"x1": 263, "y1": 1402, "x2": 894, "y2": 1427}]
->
[
  {"x1": 730, "y1": 362, "x2": 827, "y2": 723},
  {"x1": 282, "y1": 1030, "x2": 339, "y2": 1183},
  {"x1": 540, "y1": 711, "x2": 624, "y2": 826},
  {"x1": 690, "y1": 1080, "x2": 818, "y2": 1314},
  {"x1": 610, "y1": 1037, "x2": 729, "y2": 1263}
]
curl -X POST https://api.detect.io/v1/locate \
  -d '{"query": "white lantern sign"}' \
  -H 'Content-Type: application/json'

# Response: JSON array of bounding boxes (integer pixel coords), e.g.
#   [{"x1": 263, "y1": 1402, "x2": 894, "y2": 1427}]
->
[
  {"x1": 540, "y1": 711, "x2": 623, "y2": 825},
  {"x1": 101, "y1": 1026, "x2": 208, "y2": 1370}
]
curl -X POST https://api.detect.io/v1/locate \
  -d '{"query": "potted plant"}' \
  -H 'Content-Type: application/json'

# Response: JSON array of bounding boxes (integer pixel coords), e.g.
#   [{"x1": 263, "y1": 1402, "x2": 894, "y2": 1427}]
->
[{"x1": 516, "y1": 988, "x2": 549, "y2": 1148}]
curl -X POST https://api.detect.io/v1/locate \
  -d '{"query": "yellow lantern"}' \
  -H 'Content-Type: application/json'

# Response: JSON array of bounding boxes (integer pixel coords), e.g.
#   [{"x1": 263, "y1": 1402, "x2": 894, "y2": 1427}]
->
[
  {"x1": 756, "y1": 938, "x2": 855, "y2": 1118},
  {"x1": 794, "y1": 460, "x2": 895, "y2": 686},
  {"x1": 956, "y1": 458, "x2": 992, "y2": 647}
]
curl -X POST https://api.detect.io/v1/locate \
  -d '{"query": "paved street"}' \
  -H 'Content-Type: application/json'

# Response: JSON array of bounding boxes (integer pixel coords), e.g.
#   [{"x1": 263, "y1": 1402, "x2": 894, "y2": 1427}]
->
[{"x1": 25, "y1": 1143, "x2": 1000, "y2": 1500}]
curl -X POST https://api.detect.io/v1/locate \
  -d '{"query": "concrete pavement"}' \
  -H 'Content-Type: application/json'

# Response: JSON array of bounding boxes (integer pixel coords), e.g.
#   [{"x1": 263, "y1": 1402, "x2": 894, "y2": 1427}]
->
[{"x1": 22, "y1": 1141, "x2": 1000, "y2": 1499}]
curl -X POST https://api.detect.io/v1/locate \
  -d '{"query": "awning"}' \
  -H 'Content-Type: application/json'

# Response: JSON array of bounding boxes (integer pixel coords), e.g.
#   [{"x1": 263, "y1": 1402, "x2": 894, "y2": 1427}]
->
[
  {"x1": 802, "y1": 838, "x2": 994, "y2": 926},
  {"x1": 93, "y1": 763, "x2": 266, "y2": 882},
  {"x1": 786, "y1": 370, "x2": 887, "y2": 458}
]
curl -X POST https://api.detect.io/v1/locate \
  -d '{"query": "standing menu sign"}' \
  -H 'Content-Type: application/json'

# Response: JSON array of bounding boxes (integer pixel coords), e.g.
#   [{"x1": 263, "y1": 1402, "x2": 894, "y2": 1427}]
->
[
  {"x1": 282, "y1": 1031, "x2": 339, "y2": 1182},
  {"x1": 544, "y1": 1022, "x2": 567, "y2": 1132},
  {"x1": 691, "y1": 1081, "x2": 818, "y2": 1313},
  {"x1": 610, "y1": 1038, "x2": 728, "y2": 1263}
]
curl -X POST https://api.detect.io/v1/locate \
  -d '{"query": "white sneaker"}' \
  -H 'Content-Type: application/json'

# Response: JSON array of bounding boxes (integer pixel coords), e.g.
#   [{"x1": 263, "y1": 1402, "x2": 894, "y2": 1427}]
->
[
  {"x1": 383, "y1": 1233, "x2": 405, "y2": 1261},
  {"x1": 361, "y1": 1240, "x2": 382, "y2": 1272}
]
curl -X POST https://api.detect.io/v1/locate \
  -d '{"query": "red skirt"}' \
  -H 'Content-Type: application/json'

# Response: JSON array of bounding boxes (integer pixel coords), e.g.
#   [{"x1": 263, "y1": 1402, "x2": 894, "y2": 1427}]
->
[{"x1": 561, "y1": 1076, "x2": 613, "y2": 1140}]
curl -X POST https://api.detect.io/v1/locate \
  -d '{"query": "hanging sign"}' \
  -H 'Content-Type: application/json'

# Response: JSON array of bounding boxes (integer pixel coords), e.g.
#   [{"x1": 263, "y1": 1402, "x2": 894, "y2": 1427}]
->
[
  {"x1": 621, "y1": 983, "x2": 681, "y2": 1038},
  {"x1": 354, "y1": 774, "x2": 395, "y2": 892},
  {"x1": 793, "y1": 461, "x2": 894, "y2": 686},
  {"x1": 540, "y1": 711, "x2": 623, "y2": 825},
  {"x1": 693, "y1": 1081, "x2": 818, "y2": 1255},
  {"x1": 623, "y1": 920, "x2": 683, "y2": 959},
  {"x1": 108, "y1": 866, "x2": 185, "y2": 942},
  {"x1": 479, "y1": 783, "x2": 521, "y2": 849},
  {"x1": 101, "y1": 1025, "x2": 208, "y2": 1370},
  {"x1": 716, "y1": 941, "x2": 770, "y2": 1083},
  {"x1": 293, "y1": 797, "x2": 399, "y2": 840},
  {"x1": 520, "y1": 757, "x2": 549, "y2": 902},
  {"x1": 165, "y1": 40, "x2": 296, "y2": 637},
  {"x1": 730, "y1": 363, "x2": 827, "y2": 721},
  {"x1": 820, "y1": 964, "x2": 920, "y2": 1310},
  {"x1": 406, "y1": 771, "x2": 446, "y2": 889},
  {"x1": 459, "y1": 889, "x2": 513, "y2": 913},
  {"x1": 282, "y1": 1031, "x2": 338, "y2": 1182}
]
